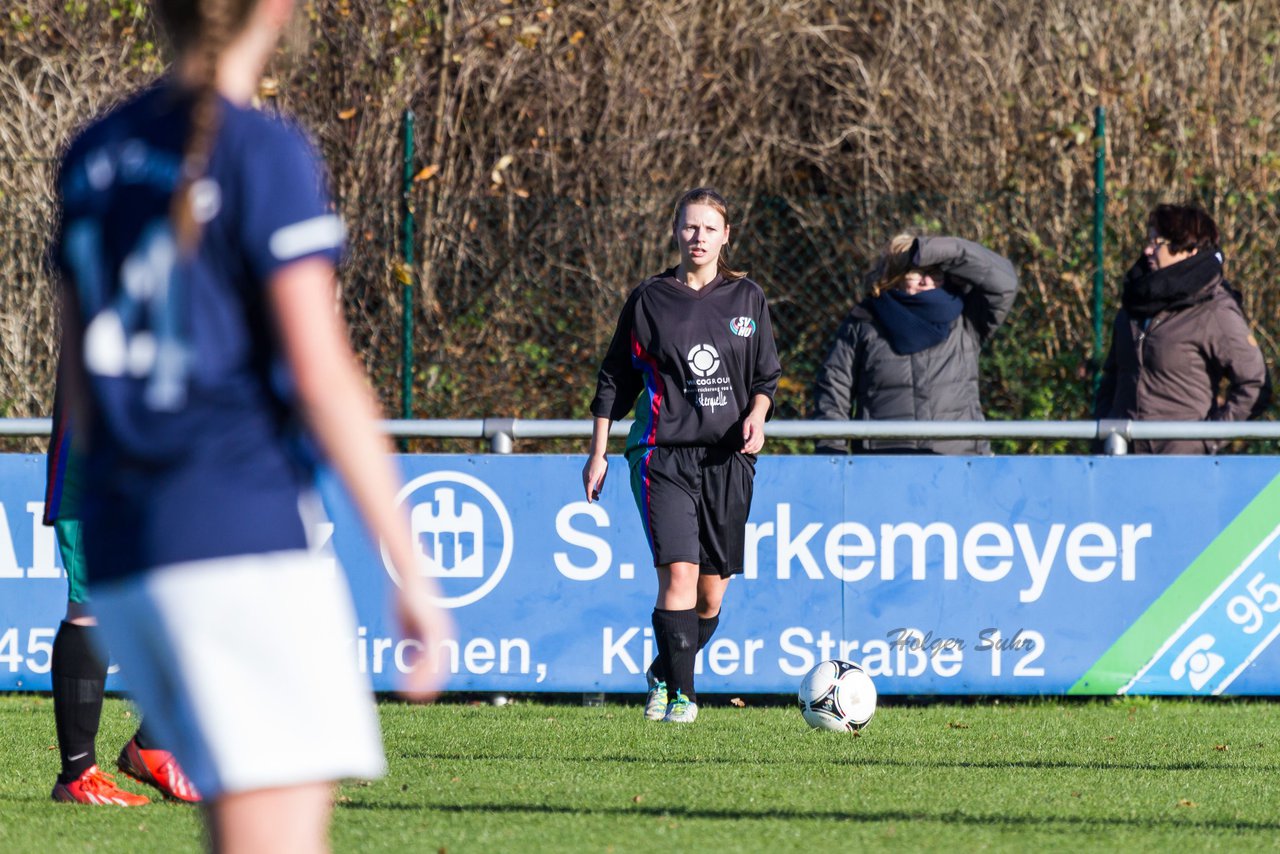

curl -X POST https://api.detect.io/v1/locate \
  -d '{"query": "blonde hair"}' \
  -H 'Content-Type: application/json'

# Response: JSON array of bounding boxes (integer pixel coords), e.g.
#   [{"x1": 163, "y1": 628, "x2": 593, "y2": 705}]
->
[
  {"x1": 867, "y1": 233, "x2": 922, "y2": 297},
  {"x1": 671, "y1": 187, "x2": 747, "y2": 280}
]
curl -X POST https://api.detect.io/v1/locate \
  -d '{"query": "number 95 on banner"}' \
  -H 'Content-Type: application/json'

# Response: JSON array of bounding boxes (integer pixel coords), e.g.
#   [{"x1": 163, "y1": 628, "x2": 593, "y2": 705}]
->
[{"x1": 1130, "y1": 527, "x2": 1280, "y2": 695}]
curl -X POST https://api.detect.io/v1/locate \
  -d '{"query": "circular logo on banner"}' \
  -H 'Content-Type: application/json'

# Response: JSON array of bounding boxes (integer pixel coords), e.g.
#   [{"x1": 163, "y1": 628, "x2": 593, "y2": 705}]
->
[
  {"x1": 687, "y1": 343, "x2": 721, "y2": 377},
  {"x1": 382, "y1": 471, "x2": 514, "y2": 608}
]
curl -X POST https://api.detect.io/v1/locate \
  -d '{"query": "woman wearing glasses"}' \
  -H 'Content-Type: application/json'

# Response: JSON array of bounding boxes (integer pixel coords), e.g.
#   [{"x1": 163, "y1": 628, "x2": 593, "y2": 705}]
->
[{"x1": 1095, "y1": 203, "x2": 1269, "y2": 453}]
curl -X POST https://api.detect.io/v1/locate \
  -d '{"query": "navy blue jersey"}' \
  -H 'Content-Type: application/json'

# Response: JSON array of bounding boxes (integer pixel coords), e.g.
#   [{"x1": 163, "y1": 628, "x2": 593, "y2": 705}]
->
[
  {"x1": 591, "y1": 269, "x2": 781, "y2": 453},
  {"x1": 53, "y1": 83, "x2": 343, "y2": 582}
]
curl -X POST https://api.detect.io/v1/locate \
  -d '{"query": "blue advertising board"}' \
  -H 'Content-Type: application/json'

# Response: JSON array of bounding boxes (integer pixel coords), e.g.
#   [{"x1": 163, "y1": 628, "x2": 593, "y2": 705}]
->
[{"x1": 1, "y1": 454, "x2": 1278, "y2": 696}]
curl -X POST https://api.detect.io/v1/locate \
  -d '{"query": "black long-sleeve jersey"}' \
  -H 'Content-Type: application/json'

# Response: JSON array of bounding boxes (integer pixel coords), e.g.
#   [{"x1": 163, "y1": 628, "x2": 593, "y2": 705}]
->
[{"x1": 591, "y1": 268, "x2": 782, "y2": 454}]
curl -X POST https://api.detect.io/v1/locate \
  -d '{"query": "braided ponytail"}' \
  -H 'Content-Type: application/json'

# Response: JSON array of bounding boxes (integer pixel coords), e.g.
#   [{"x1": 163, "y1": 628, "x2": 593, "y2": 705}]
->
[{"x1": 156, "y1": 0, "x2": 255, "y2": 255}]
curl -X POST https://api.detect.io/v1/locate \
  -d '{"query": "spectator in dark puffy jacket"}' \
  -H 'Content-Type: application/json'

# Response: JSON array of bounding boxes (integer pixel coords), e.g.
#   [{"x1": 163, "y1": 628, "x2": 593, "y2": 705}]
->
[
  {"x1": 812, "y1": 234, "x2": 1018, "y2": 454},
  {"x1": 1094, "y1": 203, "x2": 1270, "y2": 454}
]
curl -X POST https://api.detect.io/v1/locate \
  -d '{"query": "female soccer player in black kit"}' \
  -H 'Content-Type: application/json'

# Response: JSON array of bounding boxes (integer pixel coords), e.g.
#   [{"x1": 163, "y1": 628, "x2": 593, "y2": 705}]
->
[{"x1": 583, "y1": 188, "x2": 781, "y2": 723}]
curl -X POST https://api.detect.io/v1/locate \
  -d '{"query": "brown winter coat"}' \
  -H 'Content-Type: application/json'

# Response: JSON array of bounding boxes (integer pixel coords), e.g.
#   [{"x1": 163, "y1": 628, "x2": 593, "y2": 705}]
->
[{"x1": 1095, "y1": 261, "x2": 1269, "y2": 454}]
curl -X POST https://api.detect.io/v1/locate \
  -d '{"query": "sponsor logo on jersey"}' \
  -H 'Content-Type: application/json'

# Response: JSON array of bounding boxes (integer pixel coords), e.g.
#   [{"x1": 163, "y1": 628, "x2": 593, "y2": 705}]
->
[
  {"x1": 686, "y1": 343, "x2": 727, "y2": 376},
  {"x1": 729, "y1": 316, "x2": 756, "y2": 337},
  {"x1": 686, "y1": 343, "x2": 722, "y2": 377},
  {"x1": 685, "y1": 343, "x2": 732, "y2": 411}
]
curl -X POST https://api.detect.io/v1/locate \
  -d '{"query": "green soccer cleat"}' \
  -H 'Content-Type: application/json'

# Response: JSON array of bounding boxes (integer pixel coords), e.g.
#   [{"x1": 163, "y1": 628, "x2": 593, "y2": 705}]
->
[{"x1": 662, "y1": 691, "x2": 698, "y2": 723}]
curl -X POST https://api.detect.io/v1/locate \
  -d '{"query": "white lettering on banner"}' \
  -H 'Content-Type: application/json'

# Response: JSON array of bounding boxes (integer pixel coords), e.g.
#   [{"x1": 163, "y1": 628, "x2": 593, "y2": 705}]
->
[
  {"x1": 28, "y1": 502, "x2": 61, "y2": 578},
  {"x1": 0, "y1": 503, "x2": 20, "y2": 578},
  {"x1": 778, "y1": 626, "x2": 967, "y2": 679},
  {"x1": 749, "y1": 505, "x2": 1152, "y2": 603},
  {"x1": 603, "y1": 626, "x2": 643, "y2": 674},
  {"x1": 465, "y1": 637, "x2": 496, "y2": 673},
  {"x1": 773, "y1": 504, "x2": 823, "y2": 579},
  {"x1": 932, "y1": 642, "x2": 965, "y2": 677},
  {"x1": 0, "y1": 502, "x2": 84, "y2": 579},
  {"x1": 705, "y1": 639, "x2": 736, "y2": 675},
  {"x1": 597, "y1": 625, "x2": 1047, "y2": 683},
  {"x1": 395, "y1": 638, "x2": 424, "y2": 675},
  {"x1": 352, "y1": 626, "x2": 547, "y2": 683},
  {"x1": 554, "y1": 502, "x2": 613, "y2": 581},
  {"x1": 1066, "y1": 523, "x2": 1116, "y2": 581},
  {"x1": 882, "y1": 522, "x2": 957, "y2": 581},
  {"x1": 1015, "y1": 523, "x2": 1064, "y2": 602},
  {"x1": 436, "y1": 636, "x2": 546, "y2": 681},
  {"x1": 743, "y1": 521, "x2": 772, "y2": 579},
  {"x1": 698, "y1": 637, "x2": 763, "y2": 675},
  {"x1": 0, "y1": 627, "x2": 57, "y2": 675},
  {"x1": 602, "y1": 626, "x2": 761, "y2": 676},
  {"x1": 963, "y1": 522, "x2": 1014, "y2": 582},
  {"x1": 825, "y1": 522, "x2": 876, "y2": 582},
  {"x1": 323, "y1": 489, "x2": 1148, "y2": 609},
  {"x1": 778, "y1": 626, "x2": 855, "y2": 674}
]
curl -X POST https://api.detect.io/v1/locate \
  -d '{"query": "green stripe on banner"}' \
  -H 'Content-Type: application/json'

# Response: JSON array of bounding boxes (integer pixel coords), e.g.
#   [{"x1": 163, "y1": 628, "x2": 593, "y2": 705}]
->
[{"x1": 1069, "y1": 471, "x2": 1280, "y2": 695}]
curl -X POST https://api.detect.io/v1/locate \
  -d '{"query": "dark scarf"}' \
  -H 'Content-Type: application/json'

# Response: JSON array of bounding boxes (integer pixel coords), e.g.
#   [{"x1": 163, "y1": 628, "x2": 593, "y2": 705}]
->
[
  {"x1": 1121, "y1": 249, "x2": 1222, "y2": 319},
  {"x1": 869, "y1": 287, "x2": 965, "y2": 355}
]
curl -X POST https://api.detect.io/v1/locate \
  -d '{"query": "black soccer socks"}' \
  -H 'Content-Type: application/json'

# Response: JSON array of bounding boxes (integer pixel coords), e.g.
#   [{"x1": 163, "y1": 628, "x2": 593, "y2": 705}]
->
[
  {"x1": 698, "y1": 611, "x2": 720, "y2": 653},
  {"x1": 650, "y1": 609, "x2": 722, "y2": 695},
  {"x1": 652, "y1": 607, "x2": 700, "y2": 703},
  {"x1": 51, "y1": 621, "x2": 108, "y2": 783}
]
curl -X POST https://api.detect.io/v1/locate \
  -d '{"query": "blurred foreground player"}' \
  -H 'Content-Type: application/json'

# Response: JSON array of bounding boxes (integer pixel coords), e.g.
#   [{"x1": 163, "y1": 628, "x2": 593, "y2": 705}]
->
[{"x1": 52, "y1": 0, "x2": 451, "y2": 849}]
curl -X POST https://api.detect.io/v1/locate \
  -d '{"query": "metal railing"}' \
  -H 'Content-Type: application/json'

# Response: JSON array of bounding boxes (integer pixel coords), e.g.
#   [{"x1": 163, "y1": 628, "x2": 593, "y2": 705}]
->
[{"x1": 7, "y1": 418, "x2": 1279, "y2": 455}]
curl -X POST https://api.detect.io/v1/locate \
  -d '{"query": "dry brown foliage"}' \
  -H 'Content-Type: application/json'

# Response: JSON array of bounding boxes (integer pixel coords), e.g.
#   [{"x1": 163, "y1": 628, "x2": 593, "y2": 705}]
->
[{"x1": 3, "y1": 0, "x2": 1279, "y2": 450}]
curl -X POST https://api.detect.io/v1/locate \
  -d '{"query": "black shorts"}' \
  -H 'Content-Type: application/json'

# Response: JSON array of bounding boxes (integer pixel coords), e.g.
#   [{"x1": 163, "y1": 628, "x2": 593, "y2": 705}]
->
[{"x1": 627, "y1": 445, "x2": 756, "y2": 577}]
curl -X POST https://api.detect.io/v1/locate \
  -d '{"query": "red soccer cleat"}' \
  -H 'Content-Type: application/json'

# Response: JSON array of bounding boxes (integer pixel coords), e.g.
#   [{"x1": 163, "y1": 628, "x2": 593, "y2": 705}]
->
[
  {"x1": 117, "y1": 738, "x2": 202, "y2": 803},
  {"x1": 52, "y1": 765, "x2": 151, "y2": 806}
]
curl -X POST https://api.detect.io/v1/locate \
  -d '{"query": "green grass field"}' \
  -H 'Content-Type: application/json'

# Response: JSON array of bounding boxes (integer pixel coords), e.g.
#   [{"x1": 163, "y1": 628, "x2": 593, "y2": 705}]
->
[{"x1": 0, "y1": 693, "x2": 1276, "y2": 852}]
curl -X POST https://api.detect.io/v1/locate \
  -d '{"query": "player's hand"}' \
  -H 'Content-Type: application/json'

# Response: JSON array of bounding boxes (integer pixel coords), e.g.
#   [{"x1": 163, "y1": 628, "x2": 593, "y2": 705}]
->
[
  {"x1": 742, "y1": 413, "x2": 766, "y2": 454},
  {"x1": 395, "y1": 590, "x2": 454, "y2": 703},
  {"x1": 583, "y1": 454, "x2": 608, "y2": 502}
]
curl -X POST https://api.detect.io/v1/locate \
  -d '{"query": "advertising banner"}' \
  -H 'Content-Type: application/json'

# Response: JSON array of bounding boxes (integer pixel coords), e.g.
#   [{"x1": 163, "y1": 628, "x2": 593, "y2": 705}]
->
[{"x1": 1, "y1": 454, "x2": 1278, "y2": 695}]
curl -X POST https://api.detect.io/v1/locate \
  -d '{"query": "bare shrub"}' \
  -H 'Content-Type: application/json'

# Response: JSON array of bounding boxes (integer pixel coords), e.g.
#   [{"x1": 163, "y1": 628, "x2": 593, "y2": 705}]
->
[{"x1": 3, "y1": 0, "x2": 1278, "y2": 451}]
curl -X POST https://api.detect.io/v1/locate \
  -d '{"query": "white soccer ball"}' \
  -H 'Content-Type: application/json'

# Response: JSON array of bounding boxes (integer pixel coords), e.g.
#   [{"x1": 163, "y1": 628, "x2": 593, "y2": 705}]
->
[{"x1": 798, "y1": 659, "x2": 877, "y2": 731}]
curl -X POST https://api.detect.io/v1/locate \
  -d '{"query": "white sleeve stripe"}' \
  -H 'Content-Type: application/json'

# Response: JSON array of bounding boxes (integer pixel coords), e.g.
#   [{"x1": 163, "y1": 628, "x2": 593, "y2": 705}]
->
[{"x1": 268, "y1": 215, "x2": 345, "y2": 261}]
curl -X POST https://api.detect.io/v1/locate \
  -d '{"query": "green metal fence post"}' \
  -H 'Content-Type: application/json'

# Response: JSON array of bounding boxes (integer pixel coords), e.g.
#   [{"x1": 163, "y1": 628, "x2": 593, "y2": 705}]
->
[
  {"x1": 401, "y1": 109, "x2": 416, "y2": 439},
  {"x1": 1092, "y1": 106, "x2": 1106, "y2": 393}
]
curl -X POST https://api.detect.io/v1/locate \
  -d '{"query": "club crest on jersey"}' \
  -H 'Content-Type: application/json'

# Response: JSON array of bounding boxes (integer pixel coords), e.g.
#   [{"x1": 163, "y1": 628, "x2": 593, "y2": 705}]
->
[{"x1": 729, "y1": 316, "x2": 756, "y2": 338}]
